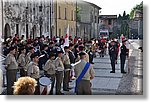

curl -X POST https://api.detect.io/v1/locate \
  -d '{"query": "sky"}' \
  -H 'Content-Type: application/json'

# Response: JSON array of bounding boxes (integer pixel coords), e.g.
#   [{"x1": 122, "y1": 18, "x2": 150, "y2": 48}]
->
[{"x1": 83, "y1": 0, "x2": 143, "y2": 16}]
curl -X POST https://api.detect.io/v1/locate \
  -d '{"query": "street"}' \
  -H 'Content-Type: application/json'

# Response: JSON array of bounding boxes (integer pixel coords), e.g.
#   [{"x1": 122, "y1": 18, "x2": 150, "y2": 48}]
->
[{"x1": 64, "y1": 40, "x2": 143, "y2": 95}]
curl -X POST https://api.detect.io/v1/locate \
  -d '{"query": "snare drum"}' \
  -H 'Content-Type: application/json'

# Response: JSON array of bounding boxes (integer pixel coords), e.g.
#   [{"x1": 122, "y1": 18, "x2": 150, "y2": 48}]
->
[{"x1": 39, "y1": 77, "x2": 51, "y2": 95}]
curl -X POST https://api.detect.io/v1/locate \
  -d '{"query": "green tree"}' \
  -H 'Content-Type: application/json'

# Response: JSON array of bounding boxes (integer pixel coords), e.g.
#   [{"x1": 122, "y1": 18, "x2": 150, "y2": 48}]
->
[{"x1": 129, "y1": 1, "x2": 143, "y2": 19}]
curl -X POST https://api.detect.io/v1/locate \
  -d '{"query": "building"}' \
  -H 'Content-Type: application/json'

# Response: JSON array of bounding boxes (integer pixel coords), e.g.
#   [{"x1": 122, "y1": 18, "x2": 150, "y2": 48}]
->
[
  {"x1": 77, "y1": 0, "x2": 101, "y2": 41},
  {"x1": 1, "y1": 0, "x2": 56, "y2": 41},
  {"x1": 54, "y1": 0, "x2": 76, "y2": 38},
  {"x1": 1, "y1": 0, "x2": 101, "y2": 41},
  {"x1": 99, "y1": 15, "x2": 117, "y2": 37}
]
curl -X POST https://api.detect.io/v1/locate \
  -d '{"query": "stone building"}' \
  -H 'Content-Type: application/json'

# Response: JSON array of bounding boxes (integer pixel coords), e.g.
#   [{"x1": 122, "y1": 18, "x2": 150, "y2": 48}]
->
[
  {"x1": 1, "y1": 0, "x2": 101, "y2": 41},
  {"x1": 77, "y1": 0, "x2": 101, "y2": 40},
  {"x1": 1, "y1": 0, "x2": 56, "y2": 41}
]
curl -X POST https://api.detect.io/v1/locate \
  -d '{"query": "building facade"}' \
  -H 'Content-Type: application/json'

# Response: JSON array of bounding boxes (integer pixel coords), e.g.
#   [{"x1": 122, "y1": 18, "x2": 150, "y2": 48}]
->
[
  {"x1": 77, "y1": 0, "x2": 101, "y2": 40},
  {"x1": 2, "y1": 0, "x2": 56, "y2": 41},
  {"x1": 99, "y1": 15, "x2": 117, "y2": 36},
  {"x1": 1, "y1": 0, "x2": 101, "y2": 41},
  {"x1": 54, "y1": 0, "x2": 76, "y2": 38}
]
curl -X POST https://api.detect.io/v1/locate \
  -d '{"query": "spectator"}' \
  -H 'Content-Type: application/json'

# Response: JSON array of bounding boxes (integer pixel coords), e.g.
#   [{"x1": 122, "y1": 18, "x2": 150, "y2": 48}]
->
[{"x1": 13, "y1": 77, "x2": 37, "y2": 95}]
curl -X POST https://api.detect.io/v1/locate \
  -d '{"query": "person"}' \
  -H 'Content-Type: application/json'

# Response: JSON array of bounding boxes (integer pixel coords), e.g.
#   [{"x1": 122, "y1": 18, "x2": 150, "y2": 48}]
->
[
  {"x1": 109, "y1": 41, "x2": 117, "y2": 73},
  {"x1": 68, "y1": 43, "x2": 76, "y2": 81},
  {"x1": 44, "y1": 52, "x2": 56, "y2": 95},
  {"x1": 5, "y1": 47, "x2": 18, "y2": 95},
  {"x1": 39, "y1": 44, "x2": 49, "y2": 70},
  {"x1": 88, "y1": 46, "x2": 94, "y2": 64},
  {"x1": 63, "y1": 46, "x2": 71, "y2": 91},
  {"x1": 18, "y1": 47, "x2": 27, "y2": 77},
  {"x1": 79, "y1": 45, "x2": 89, "y2": 62},
  {"x1": 120, "y1": 40, "x2": 128, "y2": 73},
  {"x1": 55, "y1": 51, "x2": 64, "y2": 95},
  {"x1": 74, "y1": 52, "x2": 95, "y2": 95},
  {"x1": 13, "y1": 77, "x2": 37, "y2": 95},
  {"x1": 74, "y1": 45, "x2": 79, "y2": 62},
  {"x1": 27, "y1": 53, "x2": 40, "y2": 94},
  {"x1": 115, "y1": 40, "x2": 120, "y2": 64},
  {"x1": 25, "y1": 46, "x2": 35, "y2": 66}
]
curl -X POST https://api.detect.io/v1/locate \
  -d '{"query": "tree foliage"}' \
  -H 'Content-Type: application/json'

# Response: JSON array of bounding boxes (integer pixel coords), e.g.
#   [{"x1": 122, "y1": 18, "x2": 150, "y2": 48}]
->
[{"x1": 129, "y1": 1, "x2": 143, "y2": 19}]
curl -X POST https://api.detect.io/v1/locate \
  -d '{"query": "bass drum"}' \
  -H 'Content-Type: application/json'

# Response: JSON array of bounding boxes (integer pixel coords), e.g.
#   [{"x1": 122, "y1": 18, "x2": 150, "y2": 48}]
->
[{"x1": 39, "y1": 77, "x2": 51, "y2": 95}]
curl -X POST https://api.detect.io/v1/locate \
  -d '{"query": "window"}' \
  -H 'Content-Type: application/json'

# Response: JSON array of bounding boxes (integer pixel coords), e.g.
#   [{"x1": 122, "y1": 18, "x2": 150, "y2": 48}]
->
[
  {"x1": 108, "y1": 19, "x2": 112, "y2": 25},
  {"x1": 65, "y1": 8, "x2": 67, "y2": 20},
  {"x1": 59, "y1": 6, "x2": 61, "y2": 19}
]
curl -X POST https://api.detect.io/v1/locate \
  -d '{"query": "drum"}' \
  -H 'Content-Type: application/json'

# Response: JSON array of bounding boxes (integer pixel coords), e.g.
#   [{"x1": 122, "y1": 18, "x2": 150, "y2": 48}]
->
[{"x1": 39, "y1": 77, "x2": 51, "y2": 95}]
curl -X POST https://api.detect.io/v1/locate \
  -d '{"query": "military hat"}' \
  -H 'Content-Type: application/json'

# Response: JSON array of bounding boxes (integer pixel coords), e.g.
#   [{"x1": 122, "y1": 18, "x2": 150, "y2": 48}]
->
[
  {"x1": 79, "y1": 52, "x2": 86, "y2": 57},
  {"x1": 69, "y1": 43, "x2": 74, "y2": 47},
  {"x1": 30, "y1": 53, "x2": 39, "y2": 59},
  {"x1": 57, "y1": 50, "x2": 64, "y2": 54},
  {"x1": 9, "y1": 46, "x2": 15, "y2": 51},
  {"x1": 19, "y1": 47, "x2": 26, "y2": 51},
  {"x1": 79, "y1": 45, "x2": 85, "y2": 51},
  {"x1": 49, "y1": 52, "x2": 55, "y2": 58},
  {"x1": 74, "y1": 45, "x2": 79, "y2": 49},
  {"x1": 29, "y1": 46, "x2": 34, "y2": 50}
]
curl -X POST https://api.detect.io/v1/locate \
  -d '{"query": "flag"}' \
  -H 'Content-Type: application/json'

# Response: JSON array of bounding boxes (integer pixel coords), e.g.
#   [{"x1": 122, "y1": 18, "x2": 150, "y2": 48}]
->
[{"x1": 64, "y1": 24, "x2": 69, "y2": 47}]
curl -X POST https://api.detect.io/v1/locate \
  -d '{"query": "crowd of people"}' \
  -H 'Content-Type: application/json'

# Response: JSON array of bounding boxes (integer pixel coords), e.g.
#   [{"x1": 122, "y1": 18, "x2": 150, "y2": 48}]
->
[{"x1": 1, "y1": 34, "x2": 129, "y2": 95}]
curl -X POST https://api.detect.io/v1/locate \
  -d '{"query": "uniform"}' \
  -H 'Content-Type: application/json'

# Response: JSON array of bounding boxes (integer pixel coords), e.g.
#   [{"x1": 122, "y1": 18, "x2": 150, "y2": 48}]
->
[
  {"x1": 44, "y1": 59, "x2": 56, "y2": 94},
  {"x1": 74, "y1": 60, "x2": 95, "y2": 95},
  {"x1": 109, "y1": 42, "x2": 117, "y2": 73},
  {"x1": 62, "y1": 53, "x2": 71, "y2": 91},
  {"x1": 55, "y1": 57, "x2": 64, "y2": 94},
  {"x1": 69, "y1": 50, "x2": 76, "y2": 81},
  {"x1": 27, "y1": 62, "x2": 40, "y2": 80},
  {"x1": 39, "y1": 50, "x2": 49, "y2": 70},
  {"x1": 88, "y1": 49, "x2": 94, "y2": 64},
  {"x1": 18, "y1": 53, "x2": 27, "y2": 76},
  {"x1": 5, "y1": 53, "x2": 18, "y2": 95},
  {"x1": 27, "y1": 61, "x2": 40, "y2": 95},
  {"x1": 25, "y1": 52, "x2": 32, "y2": 66},
  {"x1": 120, "y1": 44, "x2": 128, "y2": 73}
]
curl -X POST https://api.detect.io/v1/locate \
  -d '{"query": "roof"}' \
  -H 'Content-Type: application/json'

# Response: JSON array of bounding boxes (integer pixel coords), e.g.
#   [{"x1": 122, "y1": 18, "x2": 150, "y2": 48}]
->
[{"x1": 82, "y1": 0, "x2": 102, "y2": 10}]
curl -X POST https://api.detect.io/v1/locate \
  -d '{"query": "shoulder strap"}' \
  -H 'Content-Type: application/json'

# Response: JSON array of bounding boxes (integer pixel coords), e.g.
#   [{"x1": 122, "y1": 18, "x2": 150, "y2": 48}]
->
[
  {"x1": 75, "y1": 62, "x2": 90, "y2": 93},
  {"x1": 76, "y1": 62, "x2": 90, "y2": 83}
]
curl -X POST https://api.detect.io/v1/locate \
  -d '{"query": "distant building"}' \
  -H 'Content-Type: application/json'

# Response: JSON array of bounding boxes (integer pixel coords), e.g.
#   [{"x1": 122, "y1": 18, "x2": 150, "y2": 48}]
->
[
  {"x1": 99, "y1": 15, "x2": 117, "y2": 37},
  {"x1": 77, "y1": 0, "x2": 101, "y2": 41},
  {"x1": 54, "y1": 0, "x2": 76, "y2": 38}
]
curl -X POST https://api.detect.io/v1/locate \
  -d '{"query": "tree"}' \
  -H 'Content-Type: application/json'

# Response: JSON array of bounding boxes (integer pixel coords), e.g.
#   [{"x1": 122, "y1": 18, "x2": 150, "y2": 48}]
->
[
  {"x1": 129, "y1": 1, "x2": 143, "y2": 19},
  {"x1": 123, "y1": 11, "x2": 126, "y2": 17}
]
